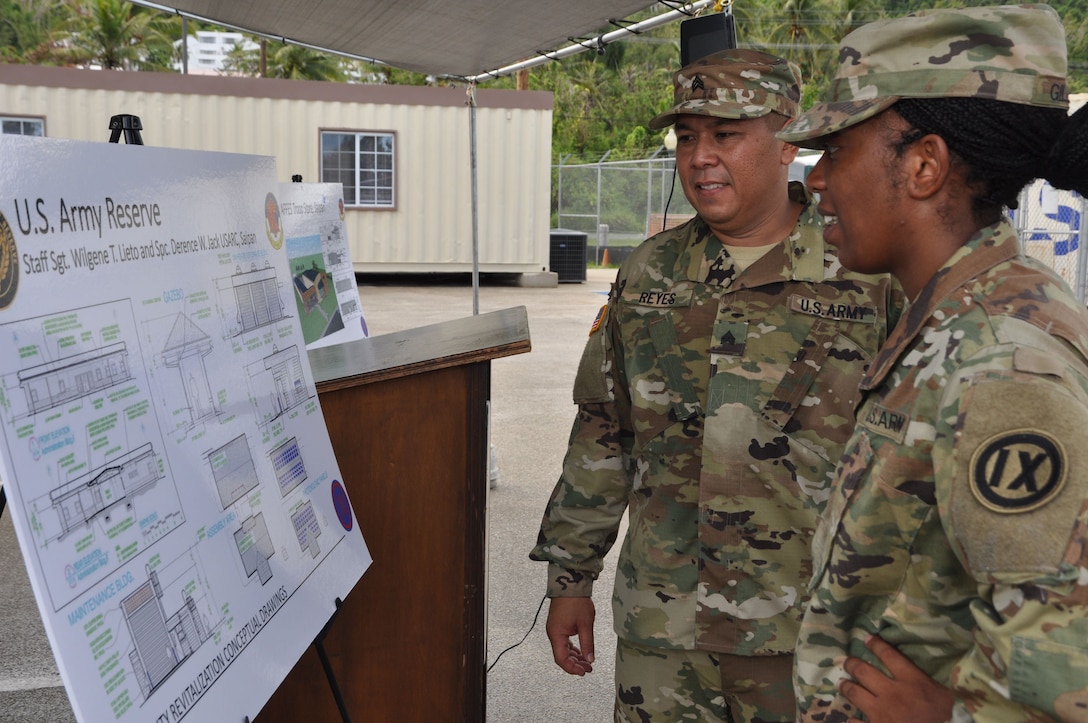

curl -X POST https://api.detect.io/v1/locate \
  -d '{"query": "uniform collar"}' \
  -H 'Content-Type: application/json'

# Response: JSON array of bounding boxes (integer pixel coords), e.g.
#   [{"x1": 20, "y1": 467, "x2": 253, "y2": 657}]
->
[
  {"x1": 684, "y1": 182, "x2": 827, "y2": 285},
  {"x1": 862, "y1": 219, "x2": 1020, "y2": 390}
]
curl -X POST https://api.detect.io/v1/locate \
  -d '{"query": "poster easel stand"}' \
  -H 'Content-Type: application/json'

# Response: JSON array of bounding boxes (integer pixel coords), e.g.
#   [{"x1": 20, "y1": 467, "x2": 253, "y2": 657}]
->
[
  {"x1": 243, "y1": 598, "x2": 352, "y2": 723},
  {"x1": 312, "y1": 597, "x2": 353, "y2": 723},
  {"x1": 108, "y1": 114, "x2": 144, "y2": 145}
]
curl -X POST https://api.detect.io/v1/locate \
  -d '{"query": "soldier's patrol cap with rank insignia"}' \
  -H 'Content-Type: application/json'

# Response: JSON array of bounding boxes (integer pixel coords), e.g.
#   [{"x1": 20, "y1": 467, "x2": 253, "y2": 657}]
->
[
  {"x1": 648, "y1": 49, "x2": 802, "y2": 130},
  {"x1": 778, "y1": 3, "x2": 1069, "y2": 148}
]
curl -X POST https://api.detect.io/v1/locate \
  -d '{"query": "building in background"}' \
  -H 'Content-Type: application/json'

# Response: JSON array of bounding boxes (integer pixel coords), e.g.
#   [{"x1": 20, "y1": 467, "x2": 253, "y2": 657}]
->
[
  {"x1": 174, "y1": 30, "x2": 257, "y2": 75},
  {"x1": 0, "y1": 64, "x2": 553, "y2": 277}
]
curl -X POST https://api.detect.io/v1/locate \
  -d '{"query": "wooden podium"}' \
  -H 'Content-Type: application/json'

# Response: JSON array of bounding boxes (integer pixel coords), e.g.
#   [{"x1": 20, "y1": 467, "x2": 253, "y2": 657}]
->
[{"x1": 254, "y1": 306, "x2": 530, "y2": 723}]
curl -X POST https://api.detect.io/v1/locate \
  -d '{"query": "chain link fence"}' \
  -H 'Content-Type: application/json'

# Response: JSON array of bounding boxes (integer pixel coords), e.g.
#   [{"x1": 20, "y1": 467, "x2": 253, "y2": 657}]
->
[
  {"x1": 553, "y1": 152, "x2": 693, "y2": 265},
  {"x1": 1013, "y1": 181, "x2": 1087, "y2": 303},
  {"x1": 553, "y1": 153, "x2": 1087, "y2": 302}
]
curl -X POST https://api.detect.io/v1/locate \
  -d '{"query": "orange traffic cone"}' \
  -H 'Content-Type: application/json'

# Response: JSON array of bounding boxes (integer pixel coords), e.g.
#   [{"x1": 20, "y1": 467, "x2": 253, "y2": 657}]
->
[{"x1": 601, "y1": 248, "x2": 610, "y2": 266}]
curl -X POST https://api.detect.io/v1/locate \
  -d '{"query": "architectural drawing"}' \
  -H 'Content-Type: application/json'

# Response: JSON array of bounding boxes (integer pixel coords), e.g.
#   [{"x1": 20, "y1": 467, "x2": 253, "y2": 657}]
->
[
  {"x1": 246, "y1": 345, "x2": 311, "y2": 428},
  {"x1": 48, "y1": 443, "x2": 161, "y2": 541},
  {"x1": 234, "y1": 513, "x2": 274, "y2": 584},
  {"x1": 292, "y1": 266, "x2": 330, "y2": 313},
  {"x1": 290, "y1": 501, "x2": 322, "y2": 559},
  {"x1": 209, "y1": 435, "x2": 259, "y2": 510},
  {"x1": 229, "y1": 262, "x2": 286, "y2": 335},
  {"x1": 160, "y1": 314, "x2": 218, "y2": 427},
  {"x1": 123, "y1": 563, "x2": 212, "y2": 699},
  {"x1": 269, "y1": 436, "x2": 306, "y2": 497},
  {"x1": 17, "y1": 342, "x2": 131, "y2": 415}
]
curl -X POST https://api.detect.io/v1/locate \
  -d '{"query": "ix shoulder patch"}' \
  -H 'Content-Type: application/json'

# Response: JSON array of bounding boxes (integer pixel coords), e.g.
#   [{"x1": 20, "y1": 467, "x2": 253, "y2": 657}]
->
[{"x1": 970, "y1": 430, "x2": 1066, "y2": 513}]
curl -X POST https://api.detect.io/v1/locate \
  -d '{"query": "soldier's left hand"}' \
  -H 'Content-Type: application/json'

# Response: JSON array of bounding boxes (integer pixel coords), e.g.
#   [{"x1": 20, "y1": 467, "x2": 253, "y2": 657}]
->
[{"x1": 839, "y1": 634, "x2": 955, "y2": 723}]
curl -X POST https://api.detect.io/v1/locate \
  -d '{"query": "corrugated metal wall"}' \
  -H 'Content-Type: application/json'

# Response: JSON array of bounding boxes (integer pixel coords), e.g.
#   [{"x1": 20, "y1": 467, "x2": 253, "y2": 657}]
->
[{"x1": 0, "y1": 65, "x2": 553, "y2": 273}]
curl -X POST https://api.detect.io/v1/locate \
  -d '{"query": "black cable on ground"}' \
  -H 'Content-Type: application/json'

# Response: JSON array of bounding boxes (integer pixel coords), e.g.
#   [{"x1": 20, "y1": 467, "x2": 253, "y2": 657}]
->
[{"x1": 486, "y1": 593, "x2": 547, "y2": 674}]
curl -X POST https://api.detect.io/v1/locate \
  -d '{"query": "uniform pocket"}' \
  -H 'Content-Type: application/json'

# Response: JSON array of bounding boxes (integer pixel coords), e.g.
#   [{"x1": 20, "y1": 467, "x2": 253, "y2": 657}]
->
[
  {"x1": 763, "y1": 322, "x2": 871, "y2": 458},
  {"x1": 810, "y1": 432, "x2": 934, "y2": 601}
]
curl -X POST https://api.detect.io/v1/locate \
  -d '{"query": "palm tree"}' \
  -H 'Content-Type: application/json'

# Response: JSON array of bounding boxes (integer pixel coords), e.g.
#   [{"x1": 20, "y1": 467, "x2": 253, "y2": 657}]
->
[
  {"x1": 222, "y1": 39, "x2": 345, "y2": 81},
  {"x1": 267, "y1": 44, "x2": 344, "y2": 81},
  {"x1": 51, "y1": 0, "x2": 175, "y2": 70},
  {"x1": 0, "y1": 0, "x2": 68, "y2": 64}
]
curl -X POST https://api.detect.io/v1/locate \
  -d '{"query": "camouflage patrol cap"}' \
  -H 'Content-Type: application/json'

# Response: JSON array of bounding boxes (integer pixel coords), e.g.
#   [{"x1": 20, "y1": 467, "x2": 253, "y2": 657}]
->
[
  {"x1": 778, "y1": 4, "x2": 1070, "y2": 147},
  {"x1": 648, "y1": 49, "x2": 802, "y2": 130}
]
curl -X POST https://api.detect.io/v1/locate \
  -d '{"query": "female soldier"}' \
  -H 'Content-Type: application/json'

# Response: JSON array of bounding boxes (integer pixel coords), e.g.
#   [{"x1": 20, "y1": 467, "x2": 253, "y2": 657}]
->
[{"x1": 777, "y1": 5, "x2": 1088, "y2": 722}]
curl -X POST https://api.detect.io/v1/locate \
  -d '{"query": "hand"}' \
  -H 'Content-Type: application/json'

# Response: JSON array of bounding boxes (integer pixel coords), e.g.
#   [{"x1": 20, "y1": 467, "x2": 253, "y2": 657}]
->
[
  {"x1": 545, "y1": 596, "x2": 595, "y2": 676},
  {"x1": 839, "y1": 635, "x2": 955, "y2": 723}
]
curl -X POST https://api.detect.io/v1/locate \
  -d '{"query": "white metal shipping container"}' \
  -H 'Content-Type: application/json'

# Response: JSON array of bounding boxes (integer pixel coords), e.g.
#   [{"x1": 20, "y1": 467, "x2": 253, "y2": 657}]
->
[{"x1": 0, "y1": 64, "x2": 554, "y2": 274}]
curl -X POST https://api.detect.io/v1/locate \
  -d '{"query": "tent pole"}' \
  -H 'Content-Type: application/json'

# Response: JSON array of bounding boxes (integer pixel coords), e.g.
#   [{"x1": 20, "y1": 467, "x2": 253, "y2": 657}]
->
[{"x1": 469, "y1": 83, "x2": 480, "y2": 315}]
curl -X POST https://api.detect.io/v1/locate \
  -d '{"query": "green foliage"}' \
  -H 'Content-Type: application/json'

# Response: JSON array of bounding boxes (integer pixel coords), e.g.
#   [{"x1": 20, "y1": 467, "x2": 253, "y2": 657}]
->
[
  {"x1": 51, "y1": 0, "x2": 179, "y2": 70},
  {"x1": 223, "y1": 40, "x2": 345, "y2": 81},
  {"x1": 0, "y1": 0, "x2": 67, "y2": 63},
  {"x1": 0, "y1": 0, "x2": 1083, "y2": 127},
  {"x1": 486, "y1": 0, "x2": 1088, "y2": 164}
]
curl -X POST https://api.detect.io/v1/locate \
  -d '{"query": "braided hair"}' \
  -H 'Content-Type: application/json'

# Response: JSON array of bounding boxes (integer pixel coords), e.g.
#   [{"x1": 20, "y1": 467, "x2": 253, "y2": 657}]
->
[{"x1": 892, "y1": 97, "x2": 1088, "y2": 221}]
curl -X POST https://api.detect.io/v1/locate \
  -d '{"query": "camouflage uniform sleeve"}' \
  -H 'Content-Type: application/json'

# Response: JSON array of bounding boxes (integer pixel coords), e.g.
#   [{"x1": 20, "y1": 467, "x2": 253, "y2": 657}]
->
[
  {"x1": 530, "y1": 296, "x2": 634, "y2": 598},
  {"x1": 934, "y1": 341, "x2": 1088, "y2": 721}
]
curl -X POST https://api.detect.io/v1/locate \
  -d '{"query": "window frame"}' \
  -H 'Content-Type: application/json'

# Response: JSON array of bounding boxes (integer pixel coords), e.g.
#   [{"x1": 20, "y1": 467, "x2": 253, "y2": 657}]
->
[
  {"x1": 319, "y1": 129, "x2": 397, "y2": 211},
  {"x1": 1, "y1": 115, "x2": 46, "y2": 137}
]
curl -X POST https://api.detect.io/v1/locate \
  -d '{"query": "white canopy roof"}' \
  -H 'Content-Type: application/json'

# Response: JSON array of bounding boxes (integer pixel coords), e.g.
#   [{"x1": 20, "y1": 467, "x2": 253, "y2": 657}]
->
[{"x1": 134, "y1": 0, "x2": 694, "y2": 79}]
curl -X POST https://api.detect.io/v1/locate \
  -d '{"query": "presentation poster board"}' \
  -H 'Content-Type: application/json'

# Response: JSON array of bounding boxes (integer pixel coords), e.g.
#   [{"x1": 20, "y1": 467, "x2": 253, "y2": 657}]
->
[
  {"x1": 278, "y1": 183, "x2": 369, "y2": 350},
  {"x1": 0, "y1": 135, "x2": 371, "y2": 723}
]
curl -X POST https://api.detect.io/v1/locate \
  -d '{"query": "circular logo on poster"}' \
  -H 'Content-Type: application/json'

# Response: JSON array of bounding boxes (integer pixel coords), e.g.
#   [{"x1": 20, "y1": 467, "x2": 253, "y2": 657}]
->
[
  {"x1": 971, "y1": 430, "x2": 1066, "y2": 513},
  {"x1": 264, "y1": 192, "x2": 284, "y2": 249},
  {"x1": 331, "y1": 479, "x2": 353, "y2": 531},
  {"x1": 0, "y1": 211, "x2": 19, "y2": 310}
]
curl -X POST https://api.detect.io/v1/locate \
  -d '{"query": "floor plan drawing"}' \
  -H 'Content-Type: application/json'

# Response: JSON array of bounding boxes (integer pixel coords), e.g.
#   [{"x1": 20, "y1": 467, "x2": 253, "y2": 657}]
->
[
  {"x1": 234, "y1": 513, "x2": 275, "y2": 585},
  {"x1": 290, "y1": 501, "x2": 322, "y2": 559},
  {"x1": 208, "y1": 434, "x2": 259, "y2": 510},
  {"x1": 269, "y1": 436, "x2": 306, "y2": 498}
]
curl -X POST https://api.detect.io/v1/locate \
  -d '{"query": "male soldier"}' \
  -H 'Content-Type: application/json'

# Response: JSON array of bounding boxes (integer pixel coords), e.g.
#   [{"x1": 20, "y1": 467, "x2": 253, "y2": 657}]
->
[
  {"x1": 531, "y1": 49, "x2": 900, "y2": 722},
  {"x1": 777, "y1": 5, "x2": 1088, "y2": 721}
]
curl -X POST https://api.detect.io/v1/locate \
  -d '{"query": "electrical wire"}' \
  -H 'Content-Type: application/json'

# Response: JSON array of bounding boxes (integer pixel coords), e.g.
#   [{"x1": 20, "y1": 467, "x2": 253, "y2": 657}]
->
[
  {"x1": 663, "y1": 162, "x2": 678, "y2": 233},
  {"x1": 486, "y1": 593, "x2": 548, "y2": 674}
]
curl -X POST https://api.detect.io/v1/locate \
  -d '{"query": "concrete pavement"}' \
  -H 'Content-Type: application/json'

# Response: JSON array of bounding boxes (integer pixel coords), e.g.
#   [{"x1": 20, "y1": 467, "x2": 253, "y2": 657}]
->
[{"x1": 0, "y1": 267, "x2": 622, "y2": 722}]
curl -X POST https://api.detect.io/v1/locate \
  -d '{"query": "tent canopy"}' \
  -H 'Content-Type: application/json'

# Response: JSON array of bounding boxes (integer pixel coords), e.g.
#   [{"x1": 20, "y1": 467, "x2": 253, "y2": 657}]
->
[{"x1": 136, "y1": 0, "x2": 676, "y2": 78}]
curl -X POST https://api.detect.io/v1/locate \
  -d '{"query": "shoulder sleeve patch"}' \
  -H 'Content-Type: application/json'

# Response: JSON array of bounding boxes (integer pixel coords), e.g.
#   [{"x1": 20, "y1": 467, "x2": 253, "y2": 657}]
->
[
  {"x1": 970, "y1": 430, "x2": 1065, "y2": 513},
  {"x1": 589, "y1": 303, "x2": 607, "y2": 336},
  {"x1": 950, "y1": 376, "x2": 1088, "y2": 575},
  {"x1": 573, "y1": 324, "x2": 613, "y2": 405}
]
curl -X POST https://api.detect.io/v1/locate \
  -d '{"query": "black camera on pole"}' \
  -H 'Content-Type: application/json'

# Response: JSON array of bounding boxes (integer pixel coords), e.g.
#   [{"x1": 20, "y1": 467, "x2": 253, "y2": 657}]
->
[{"x1": 680, "y1": 11, "x2": 738, "y2": 66}]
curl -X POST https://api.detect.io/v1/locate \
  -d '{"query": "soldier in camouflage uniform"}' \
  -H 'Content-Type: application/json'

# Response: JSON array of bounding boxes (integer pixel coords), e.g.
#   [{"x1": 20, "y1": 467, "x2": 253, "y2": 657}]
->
[
  {"x1": 777, "y1": 4, "x2": 1088, "y2": 722},
  {"x1": 530, "y1": 49, "x2": 899, "y2": 722}
]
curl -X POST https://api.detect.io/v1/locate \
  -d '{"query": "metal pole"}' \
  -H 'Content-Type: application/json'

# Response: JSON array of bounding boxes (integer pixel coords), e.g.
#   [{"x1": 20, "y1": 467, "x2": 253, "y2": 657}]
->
[
  {"x1": 556, "y1": 153, "x2": 569, "y2": 229},
  {"x1": 1076, "y1": 194, "x2": 1088, "y2": 304},
  {"x1": 468, "y1": 0, "x2": 716, "y2": 82},
  {"x1": 646, "y1": 156, "x2": 654, "y2": 243},
  {"x1": 596, "y1": 150, "x2": 610, "y2": 259},
  {"x1": 469, "y1": 84, "x2": 480, "y2": 315}
]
